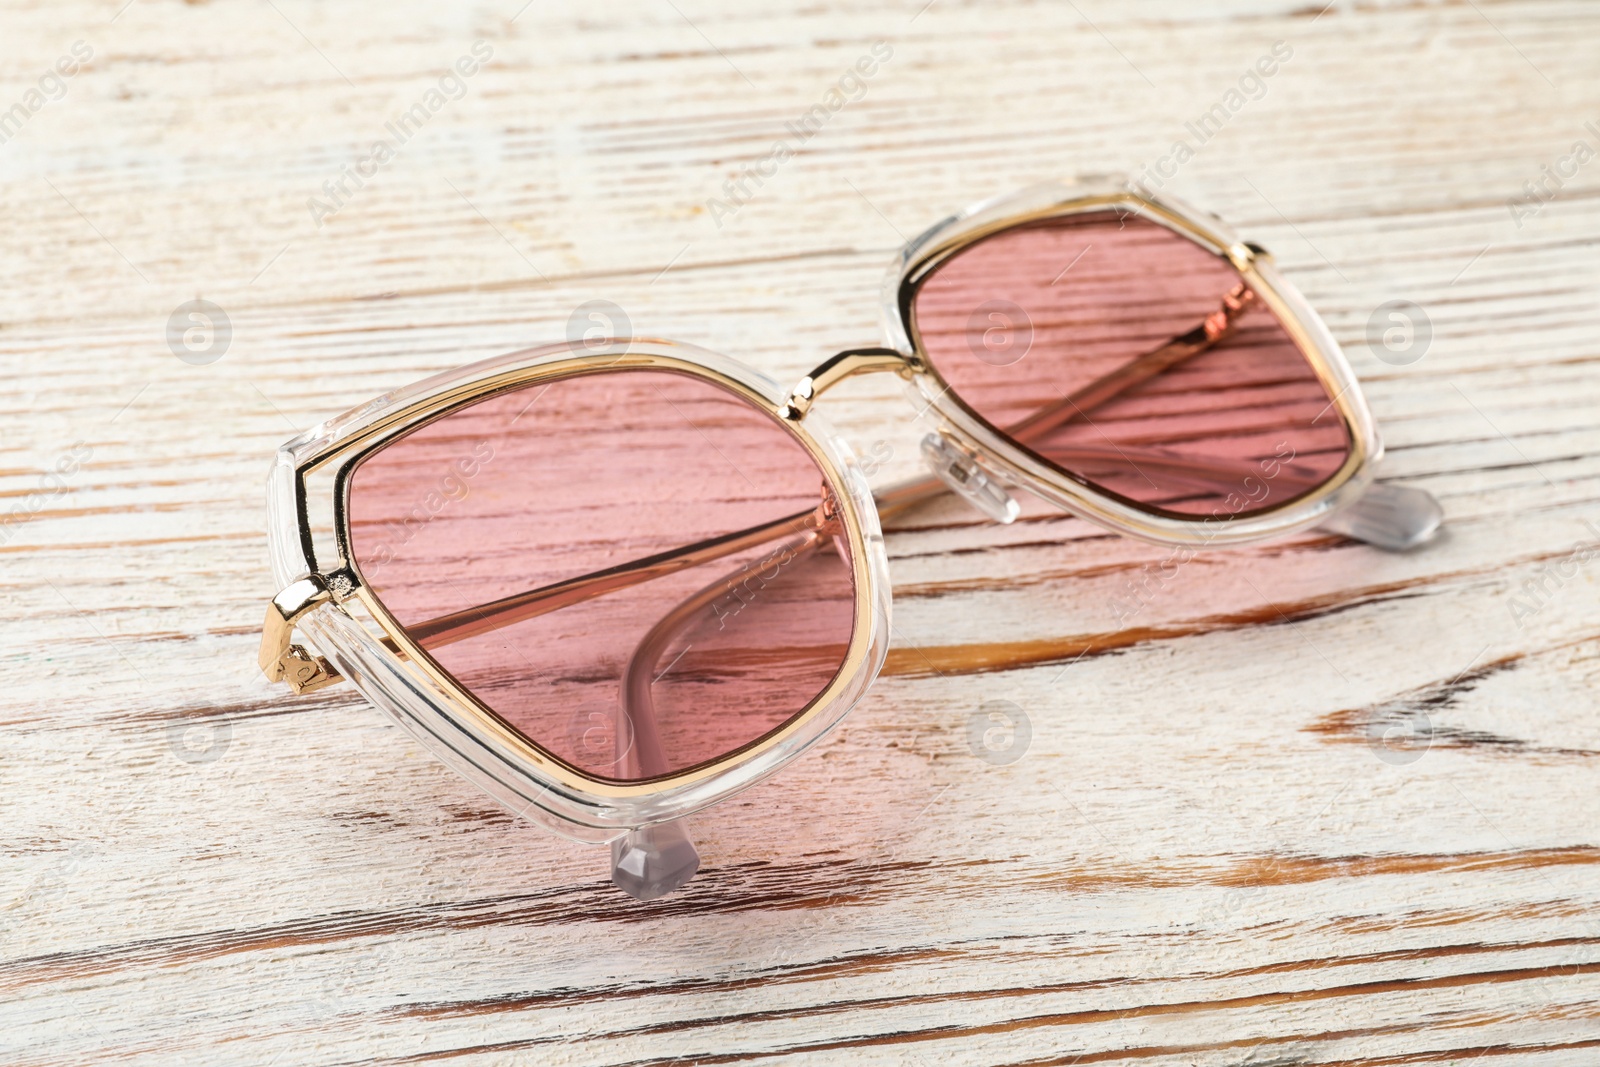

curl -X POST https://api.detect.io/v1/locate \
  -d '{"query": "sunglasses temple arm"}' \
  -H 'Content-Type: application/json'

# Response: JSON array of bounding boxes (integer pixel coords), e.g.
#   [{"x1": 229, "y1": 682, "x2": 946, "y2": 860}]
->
[
  {"x1": 608, "y1": 579, "x2": 707, "y2": 903},
  {"x1": 1057, "y1": 289, "x2": 1439, "y2": 549},
  {"x1": 262, "y1": 505, "x2": 829, "y2": 695},
  {"x1": 892, "y1": 288, "x2": 1257, "y2": 523},
  {"x1": 882, "y1": 286, "x2": 1259, "y2": 527},
  {"x1": 406, "y1": 506, "x2": 827, "y2": 649},
  {"x1": 904, "y1": 283, "x2": 1442, "y2": 550},
  {"x1": 607, "y1": 529, "x2": 827, "y2": 900},
  {"x1": 1003, "y1": 285, "x2": 1258, "y2": 444},
  {"x1": 278, "y1": 517, "x2": 831, "y2": 897},
  {"x1": 605, "y1": 671, "x2": 701, "y2": 902},
  {"x1": 877, "y1": 446, "x2": 1441, "y2": 550},
  {"x1": 875, "y1": 449, "x2": 1313, "y2": 526}
]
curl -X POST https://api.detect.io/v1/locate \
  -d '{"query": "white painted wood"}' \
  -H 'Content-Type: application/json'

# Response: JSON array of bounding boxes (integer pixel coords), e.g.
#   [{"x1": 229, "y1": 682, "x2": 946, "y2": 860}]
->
[{"x1": 2, "y1": 0, "x2": 1598, "y2": 1063}]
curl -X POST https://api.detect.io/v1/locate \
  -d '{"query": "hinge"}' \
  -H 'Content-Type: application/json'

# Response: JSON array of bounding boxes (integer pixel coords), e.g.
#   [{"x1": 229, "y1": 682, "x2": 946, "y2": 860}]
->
[
  {"x1": 276, "y1": 644, "x2": 341, "y2": 693},
  {"x1": 259, "y1": 575, "x2": 344, "y2": 693}
]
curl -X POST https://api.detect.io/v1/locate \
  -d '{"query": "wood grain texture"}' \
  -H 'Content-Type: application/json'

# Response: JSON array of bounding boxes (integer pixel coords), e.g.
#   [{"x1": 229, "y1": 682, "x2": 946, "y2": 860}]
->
[{"x1": 2, "y1": 0, "x2": 1599, "y2": 1063}]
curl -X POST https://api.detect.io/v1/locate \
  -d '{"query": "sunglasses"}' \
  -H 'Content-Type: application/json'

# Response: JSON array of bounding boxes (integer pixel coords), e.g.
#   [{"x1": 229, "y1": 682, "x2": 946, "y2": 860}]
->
[{"x1": 259, "y1": 178, "x2": 1442, "y2": 900}]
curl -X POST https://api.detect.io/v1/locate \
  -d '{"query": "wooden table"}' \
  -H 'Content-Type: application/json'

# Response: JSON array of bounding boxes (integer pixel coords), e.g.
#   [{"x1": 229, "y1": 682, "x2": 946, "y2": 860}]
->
[{"x1": 4, "y1": 1, "x2": 1598, "y2": 1062}]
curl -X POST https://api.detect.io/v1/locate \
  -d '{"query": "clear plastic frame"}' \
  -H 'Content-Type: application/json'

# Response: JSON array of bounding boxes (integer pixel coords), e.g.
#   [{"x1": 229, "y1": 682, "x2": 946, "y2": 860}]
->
[
  {"x1": 265, "y1": 340, "x2": 892, "y2": 844},
  {"x1": 259, "y1": 178, "x2": 1441, "y2": 899},
  {"x1": 880, "y1": 176, "x2": 1419, "y2": 548}
]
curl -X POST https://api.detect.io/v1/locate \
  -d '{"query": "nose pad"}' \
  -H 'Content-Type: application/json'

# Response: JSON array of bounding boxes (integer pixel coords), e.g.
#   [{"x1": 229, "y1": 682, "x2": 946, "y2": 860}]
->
[{"x1": 920, "y1": 433, "x2": 1020, "y2": 523}]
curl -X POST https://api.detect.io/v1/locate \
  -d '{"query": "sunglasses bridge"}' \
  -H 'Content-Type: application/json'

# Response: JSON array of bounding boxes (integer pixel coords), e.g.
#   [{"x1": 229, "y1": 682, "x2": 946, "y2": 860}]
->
[{"x1": 780, "y1": 347, "x2": 918, "y2": 421}]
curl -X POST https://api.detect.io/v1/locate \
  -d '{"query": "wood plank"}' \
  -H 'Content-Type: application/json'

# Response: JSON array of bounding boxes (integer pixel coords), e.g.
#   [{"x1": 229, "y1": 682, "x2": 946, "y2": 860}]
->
[{"x1": 2, "y1": 0, "x2": 1598, "y2": 1064}]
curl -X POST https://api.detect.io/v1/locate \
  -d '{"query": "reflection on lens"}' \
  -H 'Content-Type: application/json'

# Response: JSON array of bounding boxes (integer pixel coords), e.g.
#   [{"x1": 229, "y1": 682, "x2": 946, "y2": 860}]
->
[
  {"x1": 912, "y1": 212, "x2": 1352, "y2": 519},
  {"x1": 347, "y1": 368, "x2": 857, "y2": 782}
]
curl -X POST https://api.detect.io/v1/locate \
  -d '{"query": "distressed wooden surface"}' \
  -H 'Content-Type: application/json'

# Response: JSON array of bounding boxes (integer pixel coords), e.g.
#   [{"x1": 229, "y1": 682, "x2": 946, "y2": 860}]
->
[{"x1": 3, "y1": 0, "x2": 1600, "y2": 1063}]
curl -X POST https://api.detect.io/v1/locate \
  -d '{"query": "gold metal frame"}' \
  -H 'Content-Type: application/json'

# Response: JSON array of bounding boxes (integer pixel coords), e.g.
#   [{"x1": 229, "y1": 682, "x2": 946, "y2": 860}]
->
[
  {"x1": 880, "y1": 180, "x2": 1382, "y2": 547},
  {"x1": 261, "y1": 345, "x2": 888, "y2": 810},
  {"x1": 260, "y1": 178, "x2": 1395, "y2": 838}
]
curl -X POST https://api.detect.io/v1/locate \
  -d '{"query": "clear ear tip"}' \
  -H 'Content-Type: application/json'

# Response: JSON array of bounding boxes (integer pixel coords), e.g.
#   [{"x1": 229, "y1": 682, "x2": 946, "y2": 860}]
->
[
  {"x1": 610, "y1": 820, "x2": 701, "y2": 901},
  {"x1": 1319, "y1": 483, "x2": 1443, "y2": 552}
]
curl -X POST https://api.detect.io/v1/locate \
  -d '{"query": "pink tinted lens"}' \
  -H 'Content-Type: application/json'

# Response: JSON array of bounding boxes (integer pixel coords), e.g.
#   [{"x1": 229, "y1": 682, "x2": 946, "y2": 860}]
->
[
  {"x1": 912, "y1": 212, "x2": 1352, "y2": 518},
  {"x1": 346, "y1": 368, "x2": 857, "y2": 783}
]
